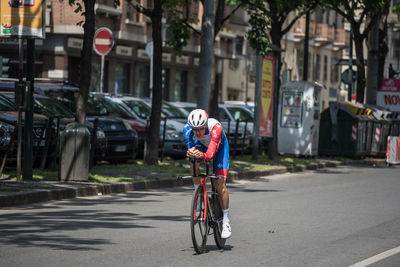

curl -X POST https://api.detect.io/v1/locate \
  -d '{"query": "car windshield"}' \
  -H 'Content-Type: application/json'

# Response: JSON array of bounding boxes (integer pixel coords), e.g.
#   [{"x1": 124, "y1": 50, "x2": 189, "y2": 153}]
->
[
  {"x1": 40, "y1": 90, "x2": 108, "y2": 116},
  {"x1": 123, "y1": 99, "x2": 157, "y2": 120},
  {"x1": 180, "y1": 106, "x2": 194, "y2": 113},
  {"x1": 86, "y1": 96, "x2": 108, "y2": 116},
  {"x1": 100, "y1": 98, "x2": 134, "y2": 118},
  {"x1": 162, "y1": 102, "x2": 187, "y2": 118},
  {"x1": 34, "y1": 98, "x2": 74, "y2": 117},
  {"x1": 226, "y1": 107, "x2": 254, "y2": 121},
  {"x1": 0, "y1": 95, "x2": 15, "y2": 111}
]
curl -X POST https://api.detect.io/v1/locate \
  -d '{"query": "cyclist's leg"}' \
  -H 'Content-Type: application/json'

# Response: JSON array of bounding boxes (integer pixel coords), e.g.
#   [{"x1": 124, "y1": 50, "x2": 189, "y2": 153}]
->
[
  {"x1": 213, "y1": 141, "x2": 229, "y2": 211},
  {"x1": 214, "y1": 142, "x2": 231, "y2": 239},
  {"x1": 190, "y1": 160, "x2": 201, "y2": 185}
]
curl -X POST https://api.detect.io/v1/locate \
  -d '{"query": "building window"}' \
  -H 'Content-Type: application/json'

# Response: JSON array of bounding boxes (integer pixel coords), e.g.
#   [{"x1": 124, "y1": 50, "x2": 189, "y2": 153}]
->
[
  {"x1": 126, "y1": 1, "x2": 141, "y2": 23},
  {"x1": 172, "y1": 70, "x2": 187, "y2": 101},
  {"x1": 135, "y1": 65, "x2": 149, "y2": 97},
  {"x1": 331, "y1": 59, "x2": 339, "y2": 83},
  {"x1": 393, "y1": 38, "x2": 400, "y2": 68},
  {"x1": 91, "y1": 61, "x2": 101, "y2": 92},
  {"x1": 115, "y1": 63, "x2": 129, "y2": 94},
  {"x1": 323, "y1": 55, "x2": 328, "y2": 81},
  {"x1": 296, "y1": 49, "x2": 304, "y2": 79},
  {"x1": 191, "y1": 73, "x2": 198, "y2": 102},
  {"x1": 162, "y1": 68, "x2": 170, "y2": 100},
  {"x1": 313, "y1": 54, "x2": 321, "y2": 81},
  {"x1": 235, "y1": 36, "x2": 244, "y2": 55},
  {"x1": 229, "y1": 59, "x2": 240, "y2": 70},
  {"x1": 315, "y1": 10, "x2": 324, "y2": 23}
]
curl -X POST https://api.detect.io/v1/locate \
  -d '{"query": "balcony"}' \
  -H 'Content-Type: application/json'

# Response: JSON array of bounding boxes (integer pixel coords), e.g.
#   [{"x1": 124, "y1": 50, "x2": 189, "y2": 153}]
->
[
  {"x1": 333, "y1": 28, "x2": 350, "y2": 48},
  {"x1": 292, "y1": 17, "x2": 316, "y2": 40},
  {"x1": 315, "y1": 24, "x2": 334, "y2": 45}
]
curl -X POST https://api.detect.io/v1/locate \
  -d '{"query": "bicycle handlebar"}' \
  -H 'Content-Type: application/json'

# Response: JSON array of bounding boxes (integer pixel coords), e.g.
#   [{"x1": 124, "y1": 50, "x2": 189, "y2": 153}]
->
[{"x1": 176, "y1": 175, "x2": 218, "y2": 180}]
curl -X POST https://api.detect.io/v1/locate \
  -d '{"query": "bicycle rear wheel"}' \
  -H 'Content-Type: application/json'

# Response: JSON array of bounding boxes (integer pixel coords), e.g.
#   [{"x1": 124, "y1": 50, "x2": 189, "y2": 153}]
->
[
  {"x1": 212, "y1": 194, "x2": 226, "y2": 249},
  {"x1": 190, "y1": 186, "x2": 208, "y2": 254}
]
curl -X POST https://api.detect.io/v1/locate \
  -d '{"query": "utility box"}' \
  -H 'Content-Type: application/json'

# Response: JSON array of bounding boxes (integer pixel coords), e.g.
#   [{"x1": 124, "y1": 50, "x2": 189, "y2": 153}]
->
[
  {"x1": 59, "y1": 123, "x2": 90, "y2": 181},
  {"x1": 277, "y1": 81, "x2": 321, "y2": 156}
]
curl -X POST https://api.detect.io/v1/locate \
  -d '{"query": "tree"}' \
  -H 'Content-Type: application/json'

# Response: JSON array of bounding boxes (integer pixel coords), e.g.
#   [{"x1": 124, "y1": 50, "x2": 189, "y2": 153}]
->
[
  {"x1": 246, "y1": 0, "x2": 319, "y2": 92},
  {"x1": 125, "y1": 0, "x2": 165, "y2": 165},
  {"x1": 165, "y1": 0, "x2": 268, "y2": 118},
  {"x1": 127, "y1": 0, "x2": 201, "y2": 164},
  {"x1": 323, "y1": 0, "x2": 390, "y2": 103},
  {"x1": 68, "y1": 0, "x2": 119, "y2": 124}
]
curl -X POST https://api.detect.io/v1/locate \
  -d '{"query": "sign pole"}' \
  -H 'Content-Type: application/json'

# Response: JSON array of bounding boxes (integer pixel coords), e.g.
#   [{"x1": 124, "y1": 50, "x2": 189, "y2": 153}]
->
[
  {"x1": 16, "y1": 38, "x2": 24, "y2": 182},
  {"x1": 23, "y1": 39, "x2": 35, "y2": 180},
  {"x1": 145, "y1": 42, "x2": 154, "y2": 97},
  {"x1": 93, "y1": 27, "x2": 114, "y2": 92},
  {"x1": 252, "y1": 55, "x2": 262, "y2": 160},
  {"x1": 100, "y1": 55, "x2": 105, "y2": 93}
]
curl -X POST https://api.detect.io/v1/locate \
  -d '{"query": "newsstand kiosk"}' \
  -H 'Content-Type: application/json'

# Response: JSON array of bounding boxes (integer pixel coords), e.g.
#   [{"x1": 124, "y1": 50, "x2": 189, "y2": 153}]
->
[{"x1": 277, "y1": 81, "x2": 322, "y2": 156}]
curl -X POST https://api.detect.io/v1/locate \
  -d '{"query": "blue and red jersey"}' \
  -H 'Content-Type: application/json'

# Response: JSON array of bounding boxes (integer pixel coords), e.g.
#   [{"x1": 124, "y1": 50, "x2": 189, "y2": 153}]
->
[{"x1": 183, "y1": 118, "x2": 229, "y2": 178}]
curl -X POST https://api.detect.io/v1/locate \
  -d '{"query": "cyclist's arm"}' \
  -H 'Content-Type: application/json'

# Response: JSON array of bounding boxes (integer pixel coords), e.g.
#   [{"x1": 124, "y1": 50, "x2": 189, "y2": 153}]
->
[
  {"x1": 183, "y1": 123, "x2": 195, "y2": 149},
  {"x1": 202, "y1": 123, "x2": 222, "y2": 161}
]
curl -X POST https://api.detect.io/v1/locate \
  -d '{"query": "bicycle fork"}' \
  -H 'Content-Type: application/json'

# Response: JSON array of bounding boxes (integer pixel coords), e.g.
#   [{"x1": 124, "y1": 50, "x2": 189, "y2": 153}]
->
[{"x1": 193, "y1": 177, "x2": 208, "y2": 222}]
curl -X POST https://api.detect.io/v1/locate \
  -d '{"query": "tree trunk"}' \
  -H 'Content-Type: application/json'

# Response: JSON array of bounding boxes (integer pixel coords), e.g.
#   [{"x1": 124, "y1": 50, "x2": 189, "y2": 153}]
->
[
  {"x1": 353, "y1": 33, "x2": 366, "y2": 103},
  {"x1": 270, "y1": 20, "x2": 283, "y2": 92},
  {"x1": 366, "y1": 18, "x2": 380, "y2": 105},
  {"x1": 76, "y1": 0, "x2": 95, "y2": 124},
  {"x1": 197, "y1": 0, "x2": 214, "y2": 111},
  {"x1": 144, "y1": 0, "x2": 163, "y2": 165}
]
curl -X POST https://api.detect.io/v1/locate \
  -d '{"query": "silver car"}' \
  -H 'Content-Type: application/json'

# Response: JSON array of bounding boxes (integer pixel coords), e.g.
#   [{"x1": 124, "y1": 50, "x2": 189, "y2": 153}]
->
[
  {"x1": 112, "y1": 96, "x2": 187, "y2": 158},
  {"x1": 169, "y1": 102, "x2": 252, "y2": 153}
]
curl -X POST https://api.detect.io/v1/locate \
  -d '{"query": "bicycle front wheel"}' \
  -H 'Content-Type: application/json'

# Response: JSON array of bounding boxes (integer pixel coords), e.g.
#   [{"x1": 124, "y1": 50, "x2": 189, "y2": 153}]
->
[
  {"x1": 190, "y1": 186, "x2": 208, "y2": 254},
  {"x1": 212, "y1": 194, "x2": 226, "y2": 249}
]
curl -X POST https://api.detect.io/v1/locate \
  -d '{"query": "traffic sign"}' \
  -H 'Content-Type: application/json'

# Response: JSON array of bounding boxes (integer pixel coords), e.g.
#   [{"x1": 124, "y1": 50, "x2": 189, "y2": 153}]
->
[
  {"x1": 93, "y1": 27, "x2": 114, "y2": 56},
  {"x1": 341, "y1": 69, "x2": 357, "y2": 85}
]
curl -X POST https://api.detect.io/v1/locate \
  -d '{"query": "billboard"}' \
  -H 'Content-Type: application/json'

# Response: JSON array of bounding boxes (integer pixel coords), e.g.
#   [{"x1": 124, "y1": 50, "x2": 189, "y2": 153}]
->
[
  {"x1": 377, "y1": 79, "x2": 400, "y2": 112},
  {"x1": 259, "y1": 56, "x2": 275, "y2": 137},
  {"x1": 0, "y1": 0, "x2": 45, "y2": 38}
]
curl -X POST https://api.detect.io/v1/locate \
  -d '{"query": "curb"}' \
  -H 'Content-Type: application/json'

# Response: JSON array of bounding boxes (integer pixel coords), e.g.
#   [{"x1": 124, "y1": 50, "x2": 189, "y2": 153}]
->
[{"x1": 0, "y1": 159, "x2": 385, "y2": 208}]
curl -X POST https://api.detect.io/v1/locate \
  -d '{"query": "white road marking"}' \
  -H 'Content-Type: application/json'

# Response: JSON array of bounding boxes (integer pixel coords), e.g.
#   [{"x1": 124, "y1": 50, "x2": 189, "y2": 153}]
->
[{"x1": 349, "y1": 245, "x2": 400, "y2": 267}]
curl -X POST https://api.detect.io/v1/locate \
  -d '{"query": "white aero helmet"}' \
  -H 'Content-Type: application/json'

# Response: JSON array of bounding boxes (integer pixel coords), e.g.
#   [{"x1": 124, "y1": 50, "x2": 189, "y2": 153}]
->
[{"x1": 188, "y1": 109, "x2": 208, "y2": 129}]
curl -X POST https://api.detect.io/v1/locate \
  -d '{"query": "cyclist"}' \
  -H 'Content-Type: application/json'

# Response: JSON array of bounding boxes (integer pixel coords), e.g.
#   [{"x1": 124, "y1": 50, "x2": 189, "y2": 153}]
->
[{"x1": 183, "y1": 109, "x2": 231, "y2": 239}]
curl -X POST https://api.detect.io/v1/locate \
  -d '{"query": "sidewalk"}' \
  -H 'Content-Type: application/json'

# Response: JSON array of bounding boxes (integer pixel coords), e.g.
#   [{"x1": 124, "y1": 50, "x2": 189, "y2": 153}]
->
[{"x1": 0, "y1": 158, "x2": 388, "y2": 208}]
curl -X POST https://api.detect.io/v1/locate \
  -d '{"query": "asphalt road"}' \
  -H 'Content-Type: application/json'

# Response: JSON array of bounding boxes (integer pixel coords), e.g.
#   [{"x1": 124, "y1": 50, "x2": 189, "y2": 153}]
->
[{"x1": 1, "y1": 165, "x2": 400, "y2": 267}]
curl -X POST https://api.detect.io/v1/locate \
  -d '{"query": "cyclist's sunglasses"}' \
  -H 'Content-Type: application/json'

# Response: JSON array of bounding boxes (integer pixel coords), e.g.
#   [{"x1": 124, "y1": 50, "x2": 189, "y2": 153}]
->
[{"x1": 192, "y1": 127, "x2": 206, "y2": 131}]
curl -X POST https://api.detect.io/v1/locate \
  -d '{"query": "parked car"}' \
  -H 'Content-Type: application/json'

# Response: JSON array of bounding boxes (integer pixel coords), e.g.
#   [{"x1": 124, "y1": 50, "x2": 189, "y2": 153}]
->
[
  {"x1": 0, "y1": 93, "x2": 52, "y2": 166},
  {"x1": 0, "y1": 91, "x2": 108, "y2": 163},
  {"x1": 34, "y1": 83, "x2": 139, "y2": 163},
  {"x1": 91, "y1": 93, "x2": 147, "y2": 156},
  {"x1": 141, "y1": 98, "x2": 188, "y2": 124},
  {"x1": 223, "y1": 100, "x2": 255, "y2": 113},
  {"x1": 112, "y1": 96, "x2": 187, "y2": 158},
  {"x1": 170, "y1": 101, "x2": 252, "y2": 152}
]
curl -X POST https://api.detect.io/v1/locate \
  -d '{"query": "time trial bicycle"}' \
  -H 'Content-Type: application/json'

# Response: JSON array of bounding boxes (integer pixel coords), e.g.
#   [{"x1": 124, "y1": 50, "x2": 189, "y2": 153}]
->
[{"x1": 177, "y1": 158, "x2": 226, "y2": 254}]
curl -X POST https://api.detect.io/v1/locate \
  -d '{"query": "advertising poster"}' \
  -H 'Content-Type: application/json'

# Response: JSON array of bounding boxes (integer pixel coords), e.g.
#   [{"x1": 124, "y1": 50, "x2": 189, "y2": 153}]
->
[
  {"x1": 0, "y1": 0, "x2": 45, "y2": 38},
  {"x1": 259, "y1": 56, "x2": 275, "y2": 137},
  {"x1": 280, "y1": 91, "x2": 303, "y2": 128}
]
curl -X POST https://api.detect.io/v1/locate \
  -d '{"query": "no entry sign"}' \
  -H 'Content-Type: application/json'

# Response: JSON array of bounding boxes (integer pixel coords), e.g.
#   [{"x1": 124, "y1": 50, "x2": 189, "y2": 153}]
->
[{"x1": 93, "y1": 27, "x2": 114, "y2": 56}]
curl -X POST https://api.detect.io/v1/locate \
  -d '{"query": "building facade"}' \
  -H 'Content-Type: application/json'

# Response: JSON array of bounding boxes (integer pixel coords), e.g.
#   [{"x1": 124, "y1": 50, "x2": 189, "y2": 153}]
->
[{"x1": 0, "y1": 0, "x2": 248, "y2": 105}]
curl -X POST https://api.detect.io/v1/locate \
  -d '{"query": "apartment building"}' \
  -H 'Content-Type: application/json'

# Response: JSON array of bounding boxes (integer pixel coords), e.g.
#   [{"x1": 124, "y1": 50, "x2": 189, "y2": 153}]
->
[
  {"x1": 0, "y1": 0, "x2": 248, "y2": 104},
  {"x1": 280, "y1": 10, "x2": 351, "y2": 111}
]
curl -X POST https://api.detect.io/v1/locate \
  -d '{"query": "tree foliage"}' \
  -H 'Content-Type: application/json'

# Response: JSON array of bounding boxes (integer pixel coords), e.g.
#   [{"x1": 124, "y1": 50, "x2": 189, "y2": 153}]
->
[
  {"x1": 245, "y1": 1, "x2": 271, "y2": 56},
  {"x1": 321, "y1": 0, "x2": 391, "y2": 103}
]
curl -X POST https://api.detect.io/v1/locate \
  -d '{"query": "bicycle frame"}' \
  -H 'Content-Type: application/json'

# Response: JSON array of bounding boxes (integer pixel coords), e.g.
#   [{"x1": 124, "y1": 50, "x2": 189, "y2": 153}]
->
[
  {"x1": 194, "y1": 174, "x2": 218, "y2": 223},
  {"x1": 178, "y1": 158, "x2": 226, "y2": 253}
]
